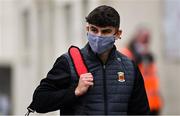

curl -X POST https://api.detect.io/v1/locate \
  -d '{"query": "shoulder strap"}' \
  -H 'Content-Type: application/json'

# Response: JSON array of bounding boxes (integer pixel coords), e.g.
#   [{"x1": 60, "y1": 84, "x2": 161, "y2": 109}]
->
[
  {"x1": 68, "y1": 46, "x2": 88, "y2": 77},
  {"x1": 26, "y1": 46, "x2": 88, "y2": 115}
]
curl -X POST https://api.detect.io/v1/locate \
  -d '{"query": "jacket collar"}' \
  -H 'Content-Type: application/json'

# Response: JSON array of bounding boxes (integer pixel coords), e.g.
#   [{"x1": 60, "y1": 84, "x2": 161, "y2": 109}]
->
[{"x1": 82, "y1": 43, "x2": 117, "y2": 64}]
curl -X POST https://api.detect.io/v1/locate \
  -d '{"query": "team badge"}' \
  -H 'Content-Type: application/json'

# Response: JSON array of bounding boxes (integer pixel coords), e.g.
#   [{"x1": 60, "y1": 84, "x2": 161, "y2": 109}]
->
[{"x1": 117, "y1": 72, "x2": 125, "y2": 82}]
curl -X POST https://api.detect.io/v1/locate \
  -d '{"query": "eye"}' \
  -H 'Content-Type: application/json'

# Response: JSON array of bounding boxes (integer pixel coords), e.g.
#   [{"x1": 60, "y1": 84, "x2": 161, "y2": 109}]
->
[
  {"x1": 102, "y1": 29, "x2": 112, "y2": 34},
  {"x1": 90, "y1": 27, "x2": 98, "y2": 33}
]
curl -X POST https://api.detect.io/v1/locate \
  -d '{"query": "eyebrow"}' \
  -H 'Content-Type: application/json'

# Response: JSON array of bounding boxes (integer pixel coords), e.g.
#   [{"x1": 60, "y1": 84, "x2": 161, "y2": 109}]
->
[
  {"x1": 101, "y1": 29, "x2": 113, "y2": 33},
  {"x1": 90, "y1": 26, "x2": 98, "y2": 30},
  {"x1": 90, "y1": 26, "x2": 113, "y2": 31}
]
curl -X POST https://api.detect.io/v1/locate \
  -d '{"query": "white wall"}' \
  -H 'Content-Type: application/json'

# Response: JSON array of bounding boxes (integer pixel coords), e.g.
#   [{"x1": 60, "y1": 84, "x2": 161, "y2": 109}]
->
[{"x1": 0, "y1": 0, "x2": 180, "y2": 115}]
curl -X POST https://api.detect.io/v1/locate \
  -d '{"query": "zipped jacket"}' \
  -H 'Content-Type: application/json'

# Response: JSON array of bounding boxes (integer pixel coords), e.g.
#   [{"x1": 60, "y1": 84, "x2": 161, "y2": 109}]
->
[{"x1": 29, "y1": 44, "x2": 150, "y2": 115}]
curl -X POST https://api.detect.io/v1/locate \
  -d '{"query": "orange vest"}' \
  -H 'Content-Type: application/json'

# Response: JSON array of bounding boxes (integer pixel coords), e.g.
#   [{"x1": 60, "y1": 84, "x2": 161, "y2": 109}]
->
[{"x1": 120, "y1": 48, "x2": 162, "y2": 111}]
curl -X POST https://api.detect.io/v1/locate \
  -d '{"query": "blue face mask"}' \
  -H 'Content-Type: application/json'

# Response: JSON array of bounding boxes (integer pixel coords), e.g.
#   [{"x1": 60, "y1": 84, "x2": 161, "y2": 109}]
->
[{"x1": 87, "y1": 33, "x2": 115, "y2": 54}]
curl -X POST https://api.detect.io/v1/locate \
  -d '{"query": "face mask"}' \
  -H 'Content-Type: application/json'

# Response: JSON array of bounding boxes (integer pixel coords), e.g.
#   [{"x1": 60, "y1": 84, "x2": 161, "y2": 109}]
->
[{"x1": 87, "y1": 33, "x2": 115, "y2": 54}]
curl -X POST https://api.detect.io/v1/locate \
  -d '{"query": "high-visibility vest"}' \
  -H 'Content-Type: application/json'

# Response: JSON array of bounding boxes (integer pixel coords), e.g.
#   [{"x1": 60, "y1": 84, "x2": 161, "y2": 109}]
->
[{"x1": 120, "y1": 48, "x2": 163, "y2": 111}]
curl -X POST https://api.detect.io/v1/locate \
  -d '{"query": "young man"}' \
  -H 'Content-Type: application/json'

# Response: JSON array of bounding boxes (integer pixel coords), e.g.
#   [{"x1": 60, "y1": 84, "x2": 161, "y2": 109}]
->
[{"x1": 27, "y1": 5, "x2": 150, "y2": 115}]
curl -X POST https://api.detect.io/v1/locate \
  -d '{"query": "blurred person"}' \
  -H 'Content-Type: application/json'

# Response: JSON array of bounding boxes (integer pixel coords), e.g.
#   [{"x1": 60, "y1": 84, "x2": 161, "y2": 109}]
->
[
  {"x1": 120, "y1": 27, "x2": 163, "y2": 115},
  {"x1": 27, "y1": 5, "x2": 150, "y2": 115}
]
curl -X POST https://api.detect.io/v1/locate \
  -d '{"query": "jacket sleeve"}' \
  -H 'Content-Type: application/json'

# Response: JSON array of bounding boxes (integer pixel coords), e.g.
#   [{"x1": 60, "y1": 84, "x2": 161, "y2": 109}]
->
[
  {"x1": 32, "y1": 55, "x2": 78, "y2": 113},
  {"x1": 127, "y1": 62, "x2": 150, "y2": 114}
]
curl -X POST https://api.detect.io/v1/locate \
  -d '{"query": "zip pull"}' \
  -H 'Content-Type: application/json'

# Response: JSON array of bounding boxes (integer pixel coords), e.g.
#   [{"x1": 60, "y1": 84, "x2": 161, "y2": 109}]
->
[
  {"x1": 25, "y1": 108, "x2": 35, "y2": 116},
  {"x1": 25, "y1": 110, "x2": 30, "y2": 116},
  {"x1": 103, "y1": 65, "x2": 106, "y2": 69}
]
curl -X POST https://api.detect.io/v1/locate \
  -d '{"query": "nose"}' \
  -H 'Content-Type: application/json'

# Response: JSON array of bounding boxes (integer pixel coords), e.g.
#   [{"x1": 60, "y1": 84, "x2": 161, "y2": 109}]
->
[{"x1": 96, "y1": 31, "x2": 103, "y2": 36}]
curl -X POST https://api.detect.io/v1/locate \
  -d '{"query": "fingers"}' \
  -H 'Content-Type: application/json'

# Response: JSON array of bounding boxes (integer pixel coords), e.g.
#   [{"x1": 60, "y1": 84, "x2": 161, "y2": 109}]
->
[
  {"x1": 80, "y1": 73, "x2": 93, "y2": 81},
  {"x1": 82, "y1": 76, "x2": 93, "y2": 81},
  {"x1": 75, "y1": 73, "x2": 94, "y2": 96},
  {"x1": 84, "y1": 81, "x2": 94, "y2": 86},
  {"x1": 80, "y1": 73, "x2": 94, "y2": 86},
  {"x1": 80, "y1": 73, "x2": 93, "y2": 78}
]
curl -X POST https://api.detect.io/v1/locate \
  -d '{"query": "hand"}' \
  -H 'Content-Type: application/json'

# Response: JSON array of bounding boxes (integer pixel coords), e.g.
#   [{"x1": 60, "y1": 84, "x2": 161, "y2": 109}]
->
[{"x1": 75, "y1": 73, "x2": 94, "y2": 96}]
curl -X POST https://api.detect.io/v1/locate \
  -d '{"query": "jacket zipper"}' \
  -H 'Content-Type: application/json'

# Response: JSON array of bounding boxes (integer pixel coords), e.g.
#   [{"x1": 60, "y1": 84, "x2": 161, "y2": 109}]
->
[
  {"x1": 96, "y1": 49, "x2": 114, "y2": 115},
  {"x1": 102, "y1": 64, "x2": 108, "y2": 115}
]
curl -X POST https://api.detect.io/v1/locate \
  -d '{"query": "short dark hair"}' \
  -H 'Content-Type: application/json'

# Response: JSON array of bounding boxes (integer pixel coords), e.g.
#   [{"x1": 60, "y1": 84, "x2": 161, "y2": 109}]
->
[{"x1": 86, "y1": 5, "x2": 120, "y2": 28}]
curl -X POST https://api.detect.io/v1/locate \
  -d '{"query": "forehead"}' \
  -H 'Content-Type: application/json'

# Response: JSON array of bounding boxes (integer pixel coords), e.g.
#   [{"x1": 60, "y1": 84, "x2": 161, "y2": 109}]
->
[{"x1": 88, "y1": 24, "x2": 115, "y2": 30}]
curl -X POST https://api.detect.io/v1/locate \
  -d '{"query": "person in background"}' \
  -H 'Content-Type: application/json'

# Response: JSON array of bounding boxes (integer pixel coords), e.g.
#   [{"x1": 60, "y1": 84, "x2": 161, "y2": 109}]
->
[{"x1": 120, "y1": 27, "x2": 163, "y2": 115}]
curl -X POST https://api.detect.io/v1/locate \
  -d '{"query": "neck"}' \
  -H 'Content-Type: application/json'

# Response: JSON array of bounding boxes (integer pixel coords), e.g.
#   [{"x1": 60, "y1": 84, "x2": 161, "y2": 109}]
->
[{"x1": 98, "y1": 48, "x2": 112, "y2": 64}]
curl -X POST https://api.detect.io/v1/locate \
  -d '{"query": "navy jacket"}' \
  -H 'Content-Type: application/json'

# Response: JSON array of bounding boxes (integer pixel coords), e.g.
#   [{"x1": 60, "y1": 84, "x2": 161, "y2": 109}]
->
[{"x1": 29, "y1": 44, "x2": 150, "y2": 115}]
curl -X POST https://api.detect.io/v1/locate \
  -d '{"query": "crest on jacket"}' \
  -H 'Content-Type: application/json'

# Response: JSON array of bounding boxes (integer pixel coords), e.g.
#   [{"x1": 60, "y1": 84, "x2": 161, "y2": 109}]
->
[{"x1": 118, "y1": 72, "x2": 125, "y2": 82}]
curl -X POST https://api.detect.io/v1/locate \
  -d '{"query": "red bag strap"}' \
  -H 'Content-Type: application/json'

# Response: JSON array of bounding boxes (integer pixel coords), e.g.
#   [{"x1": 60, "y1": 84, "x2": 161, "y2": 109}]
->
[{"x1": 68, "y1": 46, "x2": 88, "y2": 77}]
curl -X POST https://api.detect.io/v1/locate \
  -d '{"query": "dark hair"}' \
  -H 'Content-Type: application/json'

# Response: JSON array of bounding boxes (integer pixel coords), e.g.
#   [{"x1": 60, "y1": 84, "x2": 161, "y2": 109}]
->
[{"x1": 86, "y1": 5, "x2": 120, "y2": 28}]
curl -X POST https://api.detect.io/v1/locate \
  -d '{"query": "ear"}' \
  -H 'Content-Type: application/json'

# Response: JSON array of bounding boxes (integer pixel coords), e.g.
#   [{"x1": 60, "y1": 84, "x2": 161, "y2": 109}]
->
[
  {"x1": 115, "y1": 29, "x2": 122, "y2": 40},
  {"x1": 86, "y1": 24, "x2": 89, "y2": 32}
]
